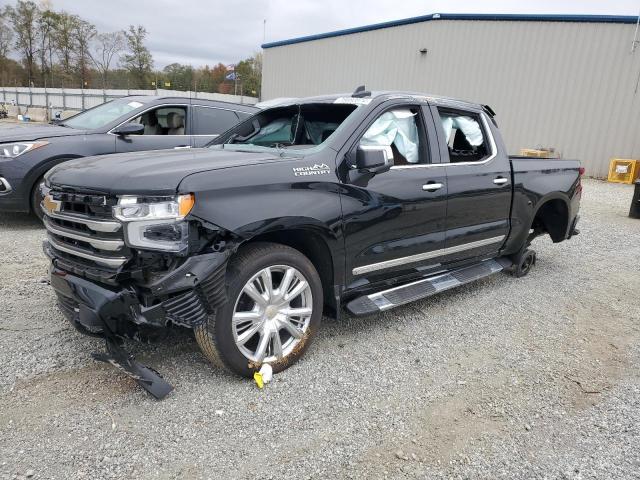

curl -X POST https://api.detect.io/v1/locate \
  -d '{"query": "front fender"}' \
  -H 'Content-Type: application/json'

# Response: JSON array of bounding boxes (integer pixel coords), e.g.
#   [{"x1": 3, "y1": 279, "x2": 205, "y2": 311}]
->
[
  {"x1": 179, "y1": 158, "x2": 343, "y2": 238},
  {"x1": 179, "y1": 157, "x2": 345, "y2": 285}
]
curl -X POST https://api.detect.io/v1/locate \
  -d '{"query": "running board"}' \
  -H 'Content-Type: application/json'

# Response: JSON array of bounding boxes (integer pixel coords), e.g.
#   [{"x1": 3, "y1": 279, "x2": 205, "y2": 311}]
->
[{"x1": 346, "y1": 258, "x2": 510, "y2": 316}]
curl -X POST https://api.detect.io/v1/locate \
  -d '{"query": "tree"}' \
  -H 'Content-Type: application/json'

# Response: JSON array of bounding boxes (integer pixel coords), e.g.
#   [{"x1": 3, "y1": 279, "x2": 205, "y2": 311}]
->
[
  {"x1": 37, "y1": 9, "x2": 58, "y2": 86},
  {"x1": 235, "y1": 52, "x2": 262, "y2": 97},
  {"x1": 0, "y1": 9, "x2": 13, "y2": 60},
  {"x1": 209, "y1": 63, "x2": 228, "y2": 93},
  {"x1": 73, "y1": 18, "x2": 96, "y2": 87},
  {"x1": 162, "y1": 63, "x2": 194, "y2": 91},
  {"x1": 6, "y1": 0, "x2": 41, "y2": 85},
  {"x1": 54, "y1": 12, "x2": 79, "y2": 83},
  {"x1": 122, "y1": 25, "x2": 153, "y2": 88},
  {"x1": 89, "y1": 32, "x2": 125, "y2": 89}
]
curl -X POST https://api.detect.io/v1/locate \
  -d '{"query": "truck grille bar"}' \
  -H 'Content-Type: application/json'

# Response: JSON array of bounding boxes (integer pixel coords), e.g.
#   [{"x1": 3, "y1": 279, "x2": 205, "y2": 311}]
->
[
  {"x1": 46, "y1": 235, "x2": 129, "y2": 268},
  {"x1": 42, "y1": 188, "x2": 130, "y2": 270},
  {"x1": 44, "y1": 217, "x2": 124, "y2": 251},
  {"x1": 43, "y1": 208, "x2": 121, "y2": 233}
]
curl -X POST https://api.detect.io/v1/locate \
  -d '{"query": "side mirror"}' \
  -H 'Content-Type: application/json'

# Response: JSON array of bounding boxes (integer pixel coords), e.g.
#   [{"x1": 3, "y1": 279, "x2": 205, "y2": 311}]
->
[
  {"x1": 112, "y1": 122, "x2": 144, "y2": 136},
  {"x1": 356, "y1": 145, "x2": 394, "y2": 174}
]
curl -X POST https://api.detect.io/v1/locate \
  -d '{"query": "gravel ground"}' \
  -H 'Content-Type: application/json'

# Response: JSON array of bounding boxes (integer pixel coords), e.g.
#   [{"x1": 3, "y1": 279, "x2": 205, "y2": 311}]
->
[{"x1": 0, "y1": 179, "x2": 638, "y2": 480}]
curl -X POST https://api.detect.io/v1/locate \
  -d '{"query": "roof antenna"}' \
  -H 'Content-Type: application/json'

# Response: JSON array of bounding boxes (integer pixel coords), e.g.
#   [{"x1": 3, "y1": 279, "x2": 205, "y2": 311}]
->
[{"x1": 352, "y1": 85, "x2": 371, "y2": 98}]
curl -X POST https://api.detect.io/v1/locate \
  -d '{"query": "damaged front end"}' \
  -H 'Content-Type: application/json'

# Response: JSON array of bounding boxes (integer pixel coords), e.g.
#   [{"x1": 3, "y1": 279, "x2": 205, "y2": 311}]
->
[{"x1": 41, "y1": 185, "x2": 235, "y2": 398}]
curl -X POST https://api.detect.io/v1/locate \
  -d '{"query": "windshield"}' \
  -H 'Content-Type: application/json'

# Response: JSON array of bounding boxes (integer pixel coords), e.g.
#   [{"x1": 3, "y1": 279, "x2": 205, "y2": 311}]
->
[
  {"x1": 63, "y1": 97, "x2": 151, "y2": 130},
  {"x1": 213, "y1": 103, "x2": 358, "y2": 151}
]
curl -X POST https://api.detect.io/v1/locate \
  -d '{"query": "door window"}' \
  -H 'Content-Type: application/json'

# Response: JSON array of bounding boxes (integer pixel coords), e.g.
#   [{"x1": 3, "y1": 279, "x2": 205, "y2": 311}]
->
[
  {"x1": 437, "y1": 109, "x2": 490, "y2": 163},
  {"x1": 131, "y1": 106, "x2": 188, "y2": 135},
  {"x1": 359, "y1": 107, "x2": 424, "y2": 165},
  {"x1": 193, "y1": 106, "x2": 240, "y2": 135}
]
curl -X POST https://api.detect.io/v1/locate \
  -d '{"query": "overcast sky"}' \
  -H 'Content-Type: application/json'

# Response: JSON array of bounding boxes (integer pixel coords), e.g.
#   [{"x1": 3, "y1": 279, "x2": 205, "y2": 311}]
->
[{"x1": 3, "y1": 0, "x2": 640, "y2": 68}]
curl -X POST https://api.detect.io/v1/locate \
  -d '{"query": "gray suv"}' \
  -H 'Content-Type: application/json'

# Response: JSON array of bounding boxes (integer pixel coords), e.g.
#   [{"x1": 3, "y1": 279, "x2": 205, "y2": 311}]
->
[{"x1": 0, "y1": 95, "x2": 257, "y2": 219}]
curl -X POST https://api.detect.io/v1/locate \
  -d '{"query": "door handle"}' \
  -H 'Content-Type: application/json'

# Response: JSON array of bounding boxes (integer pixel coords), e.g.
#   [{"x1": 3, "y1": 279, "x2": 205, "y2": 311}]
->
[
  {"x1": 493, "y1": 177, "x2": 508, "y2": 185},
  {"x1": 174, "y1": 145, "x2": 191, "y2": 150},
  {"x1": 422, "y1": 182, "x2": 443, "y2": 191}
]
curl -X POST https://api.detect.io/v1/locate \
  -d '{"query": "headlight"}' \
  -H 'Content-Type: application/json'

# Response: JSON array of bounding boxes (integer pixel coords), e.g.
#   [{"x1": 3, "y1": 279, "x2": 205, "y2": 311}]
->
[
  {"x1": 113, "y1": 194, "x2": 195, "y2": 252},
  {"x1": 0, "y1": 141, "x2": 49, "y2": 159}
]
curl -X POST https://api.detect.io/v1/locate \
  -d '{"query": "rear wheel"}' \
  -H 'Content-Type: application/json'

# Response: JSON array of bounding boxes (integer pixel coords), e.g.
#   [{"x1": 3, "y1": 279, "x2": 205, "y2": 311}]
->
[
  {"x1": 195, "y1": 242, "x2": 323, "y2": 377},
  {"x1": 512, "y1": 249, "x2": 536, "y2": 277}
]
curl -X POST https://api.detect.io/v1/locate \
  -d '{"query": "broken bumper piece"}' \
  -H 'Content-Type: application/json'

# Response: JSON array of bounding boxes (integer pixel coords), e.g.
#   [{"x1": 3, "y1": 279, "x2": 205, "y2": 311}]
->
[
  {"x1": 49, "y1": 268, "x2": 174, "y2": 398},
  {"x1": 93, "y1": 338, "x2": 173, "y2": 400}
]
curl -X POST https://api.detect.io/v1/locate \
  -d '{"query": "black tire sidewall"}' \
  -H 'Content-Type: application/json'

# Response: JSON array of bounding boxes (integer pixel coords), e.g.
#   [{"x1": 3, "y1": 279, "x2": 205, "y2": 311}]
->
[
  {"x1": 212, "y1": 245, "x2": 323, "y2": 378},
  {"x1": 31, "y1": 176, "x2": 45, "y2": 222},
  {"x1": 516, "y1": 250, "x2": 535, "y2": 277}
]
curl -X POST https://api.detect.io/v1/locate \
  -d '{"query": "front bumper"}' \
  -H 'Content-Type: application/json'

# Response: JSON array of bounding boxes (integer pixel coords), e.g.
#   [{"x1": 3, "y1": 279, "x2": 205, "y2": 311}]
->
[
  {"x1": 0, "y1": 175, "x2": 27, "y2": 212},
  {"x1": 47, "y1": 249, "x2": 229, "y2": 338}
]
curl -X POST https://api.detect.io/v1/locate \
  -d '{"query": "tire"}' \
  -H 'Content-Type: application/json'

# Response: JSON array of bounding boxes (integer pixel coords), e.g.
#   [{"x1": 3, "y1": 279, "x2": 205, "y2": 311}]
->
[
  {"x1": 512, "y1": 249, "x2": 536, "y2": 278},
  {"x1": 195, "y1": 242, "x2": 323, "y2": 378},
  {"x1": 30, "y1": 175, "x2": 46, "y2": 222}
]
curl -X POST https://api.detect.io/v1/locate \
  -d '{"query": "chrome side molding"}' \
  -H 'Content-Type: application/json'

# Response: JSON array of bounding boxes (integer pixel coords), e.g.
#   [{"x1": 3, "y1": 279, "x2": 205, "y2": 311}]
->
[{"x1": 352, "y1": 235, "x2": 505, "y2": 275}]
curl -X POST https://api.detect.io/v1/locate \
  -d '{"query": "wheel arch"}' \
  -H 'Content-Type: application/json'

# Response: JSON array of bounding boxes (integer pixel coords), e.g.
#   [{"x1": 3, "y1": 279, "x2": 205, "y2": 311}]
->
[
  {"x1": 238, "y1": 227, "x2": 338, "y2": 310},
  {"x1": 531, "y1": 195, "x2": 570, "y2": 243},
  {"x1": 27, "y1": 155, "x2": 84, "y2": 211}
]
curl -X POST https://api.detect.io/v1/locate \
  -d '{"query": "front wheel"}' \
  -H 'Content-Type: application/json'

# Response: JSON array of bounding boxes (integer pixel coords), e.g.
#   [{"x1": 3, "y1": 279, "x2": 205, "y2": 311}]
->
[
  {"x1": 195, "y1": 242, "x2": 323, "y2": 377},
  {"x1": 31, "y1": 176, "x2": 46, "y2": 222}
]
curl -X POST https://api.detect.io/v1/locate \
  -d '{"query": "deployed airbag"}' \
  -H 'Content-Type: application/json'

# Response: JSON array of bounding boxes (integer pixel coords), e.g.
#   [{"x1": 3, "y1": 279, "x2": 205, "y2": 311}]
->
[{"x1": 361, "y1": 109, "x2": 420, "y2": 163}]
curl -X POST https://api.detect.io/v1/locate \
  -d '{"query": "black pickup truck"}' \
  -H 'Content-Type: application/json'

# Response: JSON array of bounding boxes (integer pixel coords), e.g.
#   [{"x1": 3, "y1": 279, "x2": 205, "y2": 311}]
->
[{"x1": 42, "y1": 89, "x2": 581, "y2": 397}]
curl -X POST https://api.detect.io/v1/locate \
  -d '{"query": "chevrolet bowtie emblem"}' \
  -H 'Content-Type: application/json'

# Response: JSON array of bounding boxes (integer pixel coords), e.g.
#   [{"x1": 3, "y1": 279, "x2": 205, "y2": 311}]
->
[{"x1": 42, "y1": 194, "x2": 61, "y2": 215}]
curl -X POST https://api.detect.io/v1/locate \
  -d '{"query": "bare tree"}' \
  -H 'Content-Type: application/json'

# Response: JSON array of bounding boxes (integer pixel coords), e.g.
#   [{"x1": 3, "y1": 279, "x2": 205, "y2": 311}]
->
[
  {"x1": 0, "y1": 10, "x2": 14, "y2": 60},
  {"x1": 54, "y1": 12, "x2": 79, "y2": 83},
  {"x1": 6, "y1": 0, "x2": 41, "y2": 85},
  {"x1": 37, "y1": 9, "x2": 58, "y2": 86},
  {"x1": 89, "y1": 31, "x2": 125, "y2": 88},
  {"x1": 73, "y1": 18, "x2": 96, "y2": 87}
]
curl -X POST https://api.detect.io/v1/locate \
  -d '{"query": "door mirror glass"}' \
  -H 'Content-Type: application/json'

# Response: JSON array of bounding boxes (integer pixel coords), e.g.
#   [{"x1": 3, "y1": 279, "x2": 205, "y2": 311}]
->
[
  {"x1": 112, "y1": 122, "x2": 145, "y2": 136},
  {"x1": 356, "y1": 145, "x2": 394, "y2": 174}
]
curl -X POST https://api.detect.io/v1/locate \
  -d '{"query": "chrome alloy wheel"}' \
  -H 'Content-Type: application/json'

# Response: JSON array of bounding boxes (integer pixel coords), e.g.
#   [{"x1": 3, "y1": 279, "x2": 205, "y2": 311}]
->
[{"x1": 232, "y1": 265, "x2": 313, "y2": 363}]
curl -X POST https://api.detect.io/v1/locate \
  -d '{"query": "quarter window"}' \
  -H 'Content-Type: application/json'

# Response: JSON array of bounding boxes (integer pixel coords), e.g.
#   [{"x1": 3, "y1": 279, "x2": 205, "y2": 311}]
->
[
  {"x1": 193, "y1": 107, "x2": 239, "y2": 135},
  {"x1": 437, "y1": 109, "x2": 490, "y2": 163},
  {"x1": 359, "y1": 107, "x2": 424, "y2": 165}
]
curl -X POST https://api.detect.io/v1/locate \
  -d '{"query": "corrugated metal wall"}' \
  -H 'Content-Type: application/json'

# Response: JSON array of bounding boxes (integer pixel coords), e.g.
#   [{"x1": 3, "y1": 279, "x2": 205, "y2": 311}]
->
[{"x1": 262, "y1": 20, "x2": 640, "y2": 177}]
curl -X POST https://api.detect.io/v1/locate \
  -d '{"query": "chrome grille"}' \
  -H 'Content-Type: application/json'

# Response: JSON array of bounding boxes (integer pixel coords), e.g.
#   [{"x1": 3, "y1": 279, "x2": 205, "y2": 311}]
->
[{"x1": 43, "y1": 188, "x2": 130, "y2": 270}]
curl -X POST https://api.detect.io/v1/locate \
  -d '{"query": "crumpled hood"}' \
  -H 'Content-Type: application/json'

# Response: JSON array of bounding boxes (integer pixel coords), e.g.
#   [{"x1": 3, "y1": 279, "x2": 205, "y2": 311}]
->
[
  {"x1": 46, "y1": 147, "x2": 284, "y2": 195},
  {"x1": 0, "y1": 123, "x2": 86, "y2": 142}
]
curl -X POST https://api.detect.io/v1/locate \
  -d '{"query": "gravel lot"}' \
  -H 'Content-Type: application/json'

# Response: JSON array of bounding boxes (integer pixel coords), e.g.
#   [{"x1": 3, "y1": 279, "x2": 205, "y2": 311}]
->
[{"x1": 0, "y1": 179, "x2": 638, "y2": 480}]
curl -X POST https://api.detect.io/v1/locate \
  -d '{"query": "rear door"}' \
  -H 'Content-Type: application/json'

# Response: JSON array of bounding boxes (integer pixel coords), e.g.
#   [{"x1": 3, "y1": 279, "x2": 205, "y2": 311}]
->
[
  {"x1": 433, "y1": 106, "x2": 511, "y2": 262},
  {"x1": 114, "y1": 104, "x2": 192, "y2": 153},
  {"x1": 191, "y1": 105, "x2": 243, "y2": 148},
  {"x1": 340, "y1": 102, "x2": 448, "y2": 290}
]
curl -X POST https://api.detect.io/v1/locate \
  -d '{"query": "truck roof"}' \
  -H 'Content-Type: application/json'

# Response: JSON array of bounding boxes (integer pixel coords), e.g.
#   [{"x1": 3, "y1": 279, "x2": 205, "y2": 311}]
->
[{"x1": 271, "y1": 91, "x2": 487, "y2": 113}]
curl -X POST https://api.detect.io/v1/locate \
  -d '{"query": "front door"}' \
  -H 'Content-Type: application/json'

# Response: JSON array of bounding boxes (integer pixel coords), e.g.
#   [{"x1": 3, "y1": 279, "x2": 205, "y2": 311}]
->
[
  {"x1": 433, "y1": 106, "x2": 512, "y2": 263},
  {"x1": 340, "y1": 104, "x2": 448, "y2": 291},
  {"x1": 115, "y1": 105, "x2": 192, "y2": 153}
]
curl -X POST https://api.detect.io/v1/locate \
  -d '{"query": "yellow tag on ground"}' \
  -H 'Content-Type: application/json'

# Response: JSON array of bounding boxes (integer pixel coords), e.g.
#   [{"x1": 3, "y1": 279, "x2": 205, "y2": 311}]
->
[{"x1": 253, "y1": 372, "x2": 264, "y2": 389}]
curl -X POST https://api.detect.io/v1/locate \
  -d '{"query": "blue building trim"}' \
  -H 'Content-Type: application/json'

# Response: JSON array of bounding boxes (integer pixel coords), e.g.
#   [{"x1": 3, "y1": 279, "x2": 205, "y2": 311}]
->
[{"x1": 262, "y1": 13, "x2": 638, "y2": 49}]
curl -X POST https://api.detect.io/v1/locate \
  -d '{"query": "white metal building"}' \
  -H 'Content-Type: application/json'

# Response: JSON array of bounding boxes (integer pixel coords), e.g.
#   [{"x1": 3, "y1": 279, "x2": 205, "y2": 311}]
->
[{"x1": 262, "y1": 13, "x2": 640, "y2": 177}]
